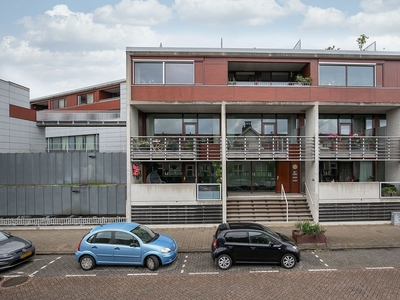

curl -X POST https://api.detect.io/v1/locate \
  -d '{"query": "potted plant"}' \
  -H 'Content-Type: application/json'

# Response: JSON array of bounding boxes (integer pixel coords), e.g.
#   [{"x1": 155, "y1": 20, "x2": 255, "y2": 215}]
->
[
  {"x1": 137, "y1": 140, "x2": 150, "y2": 149},
  {"x1": 295, "y1": 75, "x2": 313, "y2": 85},
  {"x1": 382, "y1": 186, "x2": 398, "y2": 197},
  {"x1": 292, "y1": 220, "x2": 327, "y2": 246},
  {"x1": 183, "y1": 141, "x2": 194, "y2": 150}
]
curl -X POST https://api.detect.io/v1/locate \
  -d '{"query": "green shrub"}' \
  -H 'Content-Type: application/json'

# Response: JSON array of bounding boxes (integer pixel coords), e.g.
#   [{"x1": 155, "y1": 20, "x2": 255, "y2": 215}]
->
[{"x1": 295, "y1": 220, "x2": 326, "y2": 235}]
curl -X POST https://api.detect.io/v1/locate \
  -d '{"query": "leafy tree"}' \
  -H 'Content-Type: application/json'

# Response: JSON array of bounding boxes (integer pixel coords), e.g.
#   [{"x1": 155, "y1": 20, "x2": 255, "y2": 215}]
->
[
  {"x1": 325, "y1": 45, "x2": 340, "y2": 50},
  {"x1": 356, "y1": 34, "x2": 369, "y2": 51}
]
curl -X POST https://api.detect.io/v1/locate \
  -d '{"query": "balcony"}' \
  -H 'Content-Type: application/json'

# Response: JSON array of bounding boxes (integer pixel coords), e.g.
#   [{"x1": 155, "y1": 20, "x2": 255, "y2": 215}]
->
[
  {"x1": 228, "y1": 81, "x2": 311, "y2": 86},
  {"x1": 130, "y1": 136, "x2": 222, "y2": 162},
  {"x1": 130, "y1": 136, "x2": 315, "y2": 162},
  {"x1": 226, "y1": 136, "x2": 315, "y2": 161},
  {"x1": 36, "y1": 110, "x2": 125, "y2": 126},
  {"x1": 319, "y1": 136, "x2": 400, "y2": 160}
]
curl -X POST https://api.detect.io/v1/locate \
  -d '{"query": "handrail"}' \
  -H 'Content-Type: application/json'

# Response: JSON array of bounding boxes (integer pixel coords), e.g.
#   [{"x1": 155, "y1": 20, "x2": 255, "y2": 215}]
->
[
  {"x1": 304, "y1": 182, "x2": 314, "y2": 205},
  {"x1": 281, "y1": 184, "x2": 288, "y2": 222}
]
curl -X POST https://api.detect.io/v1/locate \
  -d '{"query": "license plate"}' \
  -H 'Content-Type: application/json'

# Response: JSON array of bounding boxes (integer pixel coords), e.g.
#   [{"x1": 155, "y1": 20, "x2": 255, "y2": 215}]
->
[{"x1": 21, "y1": 251, "x2": 32, "y2": 259}]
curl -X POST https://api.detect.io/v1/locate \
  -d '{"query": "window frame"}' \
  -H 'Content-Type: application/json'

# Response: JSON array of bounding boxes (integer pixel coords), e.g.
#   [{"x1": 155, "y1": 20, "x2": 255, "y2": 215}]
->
[{"x1": 319, "y1": 62, "x2": 376, "y2": 87}]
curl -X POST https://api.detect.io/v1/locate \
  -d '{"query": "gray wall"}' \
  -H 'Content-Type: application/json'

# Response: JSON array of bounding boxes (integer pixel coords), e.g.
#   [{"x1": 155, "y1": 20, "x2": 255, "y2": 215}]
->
[{"x1": 0, "y1": 152, "x2": 126, "y2": 217}]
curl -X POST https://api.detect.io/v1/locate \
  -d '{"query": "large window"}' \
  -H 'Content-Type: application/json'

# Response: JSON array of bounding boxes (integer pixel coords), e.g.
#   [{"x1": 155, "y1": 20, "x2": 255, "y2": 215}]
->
[
  {"x1": 319, "y1": 64, "x2": 375, "y2": 87},
  {"x1": 52, "y1": 99, "x2": 65, "y2": 109},
  {"x1": 47, "y1": 134, "x2": 99, "y2": 152},
  {"x1": 78, "y1": 93, "x2": 94, "y2": 105},
  {"x1": 134, "y1": 61, "x2": 194, "y2": 84}
]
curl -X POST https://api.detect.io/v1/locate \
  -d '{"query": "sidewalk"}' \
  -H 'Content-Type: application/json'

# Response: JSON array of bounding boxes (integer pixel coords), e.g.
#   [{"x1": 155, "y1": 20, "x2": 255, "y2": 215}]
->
[{"x1": 2, "y1": 223, "x2": 400, "y2": 255}]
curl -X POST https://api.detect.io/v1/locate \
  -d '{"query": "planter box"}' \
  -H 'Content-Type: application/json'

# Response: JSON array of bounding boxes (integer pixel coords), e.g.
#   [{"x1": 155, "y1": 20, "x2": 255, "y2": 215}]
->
[{"x1": 292, "y1": 230, "x2": 327, "y2": 246}]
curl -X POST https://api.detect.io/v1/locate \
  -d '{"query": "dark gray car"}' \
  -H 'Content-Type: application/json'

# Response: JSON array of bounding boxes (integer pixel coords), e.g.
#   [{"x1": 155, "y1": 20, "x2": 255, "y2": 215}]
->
[{"x1": 0, "y1": 231, "x2": 35, "y2": 270}]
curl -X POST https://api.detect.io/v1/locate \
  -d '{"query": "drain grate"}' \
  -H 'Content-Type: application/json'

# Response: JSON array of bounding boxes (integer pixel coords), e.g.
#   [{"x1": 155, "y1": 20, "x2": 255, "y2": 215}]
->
[{"x1": 1, "y1": 276, "x2": 30, "y2": 288}]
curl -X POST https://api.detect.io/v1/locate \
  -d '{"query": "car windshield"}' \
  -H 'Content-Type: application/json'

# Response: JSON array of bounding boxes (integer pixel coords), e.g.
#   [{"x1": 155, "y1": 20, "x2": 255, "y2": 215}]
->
[
  {"x1": 131, "y1": 225, "x2": 158, "y2": 243},
  {"x1": 0, "y1": 231, "x2": 10, "y2": 241},
  {"x1": 261, "y1": 225, "x2": 281, "y2": 240}
]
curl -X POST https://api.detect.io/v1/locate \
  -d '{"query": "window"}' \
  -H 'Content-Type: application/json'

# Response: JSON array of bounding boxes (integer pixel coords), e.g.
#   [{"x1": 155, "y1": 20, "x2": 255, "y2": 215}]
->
[
  {"x1": 92, "y1": 231, "x2": 112, "y2": 244},
  {"x1": 319, "y1": 64, "x2": 375, "y2": 87},
  {"x1": 52, "y1": 99, "x2": 65, "y2": 109},
  {"x1": 115, "y1": 231, "x2": 134, "y2": 246},
  {"x1": 249, "y1": 231, "x2": 271, "y2": 244},
  {"x1": 225, "y1": 231, "x2": 248, "y2": 243},
  {"x1": 47, "y1": 134, "x2": 99, "y2": 152},
  {"x1": 78, "y1": 93, "x2": 94, "y2": 105},
  {"x1": 134, "y1": 61, "x2": 194, "y2": 85}
]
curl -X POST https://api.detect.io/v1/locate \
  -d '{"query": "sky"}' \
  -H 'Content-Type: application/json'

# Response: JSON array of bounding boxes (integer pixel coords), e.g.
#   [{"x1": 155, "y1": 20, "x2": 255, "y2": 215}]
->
[{"x1": 1, "y1": 0, "x2": 400, "y2": 99}]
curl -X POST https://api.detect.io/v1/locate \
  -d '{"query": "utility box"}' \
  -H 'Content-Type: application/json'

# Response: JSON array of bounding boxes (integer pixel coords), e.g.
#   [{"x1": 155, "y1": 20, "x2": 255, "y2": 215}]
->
[{"x1": 391, "y1": 212, "x2": 400, "y2": 225}]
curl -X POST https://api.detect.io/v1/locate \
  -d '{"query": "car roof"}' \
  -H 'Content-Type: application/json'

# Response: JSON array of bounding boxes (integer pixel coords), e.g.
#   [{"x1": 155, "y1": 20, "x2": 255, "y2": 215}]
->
[
  {"x1": 92, "y1": 222, "x2": 140, "y2": 232},
  {"x1": 218, "y1": 222, "x2": 265, "y2": 231}
]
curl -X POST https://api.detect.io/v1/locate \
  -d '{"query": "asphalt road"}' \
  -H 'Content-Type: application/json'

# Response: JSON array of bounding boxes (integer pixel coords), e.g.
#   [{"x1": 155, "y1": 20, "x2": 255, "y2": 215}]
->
[{"x1": 1, "y1": 249, "x2": 400, "y2": 299}]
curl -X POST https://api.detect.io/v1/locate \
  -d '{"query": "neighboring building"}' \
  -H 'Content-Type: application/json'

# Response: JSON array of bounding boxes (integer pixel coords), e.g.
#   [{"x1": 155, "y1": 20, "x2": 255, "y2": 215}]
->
[
  {"x1": 30, "y1": 79, "x2": 127, "y2": 153},
  {"x1": 126, "y1": 47, "x2": 400, "y2": 224},
  {"x1": 0, "y1": 79, "x2": 44, "y2": 153}
]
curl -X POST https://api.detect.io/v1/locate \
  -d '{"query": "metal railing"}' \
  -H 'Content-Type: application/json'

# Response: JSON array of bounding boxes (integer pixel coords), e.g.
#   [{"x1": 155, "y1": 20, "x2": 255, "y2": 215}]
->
[
  {"x1": 37, "y1": 110, "x2": 124, "y2": 122},
  {"x1": 228, "y1": 81, "x2": 311, "y2": 86},
  {"x1": 226, "y1": 136, "x2": 315, "y2": 161},
  {"x1": 319, "y1": 136, "x2": 400, "y2": 160},
  {"x1": 0, "y1": 216, "x2": 126, "y2": 227}
]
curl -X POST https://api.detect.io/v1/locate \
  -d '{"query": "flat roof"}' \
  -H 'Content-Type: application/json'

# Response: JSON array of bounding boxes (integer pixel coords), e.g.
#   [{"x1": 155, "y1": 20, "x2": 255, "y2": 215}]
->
[{"x1": 126, "y1": 47, "x2": 400, "y2": 60}]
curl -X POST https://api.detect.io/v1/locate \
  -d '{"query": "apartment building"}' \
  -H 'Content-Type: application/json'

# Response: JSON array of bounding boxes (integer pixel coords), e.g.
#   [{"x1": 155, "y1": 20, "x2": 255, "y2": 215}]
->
[
  {"x1": 30, "y1": 79, "x2": 127, "y2": 152},
  {"x1": 126, "y1": 47, "x2": 400, "y2": 225}
]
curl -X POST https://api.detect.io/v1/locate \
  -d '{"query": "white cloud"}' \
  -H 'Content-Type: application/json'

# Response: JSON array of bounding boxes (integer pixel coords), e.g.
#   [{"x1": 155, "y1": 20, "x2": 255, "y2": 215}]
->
[
  {"x1": 93, "y1": 0, "x2": 173, "y2": 25},
  {"x1": 359, "y1": 0, "x2": 400, "y2": 13},
  {"x1": 299, "y1": 6, "x2": 347, "y2": 30},
  {"x1": 347, "y1": 9, "x2": 400, "y2": 35},
  {"x1": 173, "y1": 0, "x2": 305, "y2": 27}
]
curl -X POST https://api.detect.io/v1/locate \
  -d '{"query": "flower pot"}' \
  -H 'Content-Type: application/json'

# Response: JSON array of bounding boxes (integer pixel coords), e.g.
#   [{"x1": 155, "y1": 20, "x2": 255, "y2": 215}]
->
[{"x1": 292, "y1": 230, "x2": 327, "y2": 246}]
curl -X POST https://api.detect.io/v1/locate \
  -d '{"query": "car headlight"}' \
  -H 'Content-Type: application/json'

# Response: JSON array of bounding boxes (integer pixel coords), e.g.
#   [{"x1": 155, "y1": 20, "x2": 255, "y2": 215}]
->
[
  {"x1": 292, "y1": 246, "x2": 298, "y2": 250},
  {"x1": 1, "y1": 253, "x2": 14, "y2": 258},
  {"x1": 160, "y1": 248, "x2": 172, "y2": 253}
]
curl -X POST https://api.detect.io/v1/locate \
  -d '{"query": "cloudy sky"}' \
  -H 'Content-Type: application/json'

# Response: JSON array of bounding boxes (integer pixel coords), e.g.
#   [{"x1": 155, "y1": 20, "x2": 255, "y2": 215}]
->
[{"x1": 1, "y1": 0, "x2": 400, "y2": 99}]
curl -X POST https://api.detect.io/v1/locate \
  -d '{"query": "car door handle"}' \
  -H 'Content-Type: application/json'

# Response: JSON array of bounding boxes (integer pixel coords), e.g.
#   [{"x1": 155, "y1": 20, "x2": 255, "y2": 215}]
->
[
  {"x1": 250, "y1": 247, "x2": 256, "y2": 250},
  {"x1": 114, "y1": 247, "x2": 120, "y2": 250},
  {"x1": 92, "y1": 246, "x2": 97, "y2": 249}
]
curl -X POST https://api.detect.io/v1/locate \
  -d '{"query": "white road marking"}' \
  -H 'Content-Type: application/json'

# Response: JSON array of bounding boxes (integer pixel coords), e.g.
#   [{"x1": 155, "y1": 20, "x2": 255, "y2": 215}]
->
[
  {"x1": 366, "y1": 267, "x2": 394, "y2": 270},
  {"x1": 309, "y1": 269, "x2": 337, "y2": 272},
  {"x1": 189, "y1": 272, "x2": 219, "y2": 275},
  {"x1": 65, "y1": 274, "x2": 97, "y2": 277},
  {"x1": 127, "y1": 273, "x2": 158, "y2": 276},
  {"x1": 30, "y1": 256, "x2": 62, "y2": 277},
  {"x1": 250, "y1": 270, "x2": 279, "y2": 273}
]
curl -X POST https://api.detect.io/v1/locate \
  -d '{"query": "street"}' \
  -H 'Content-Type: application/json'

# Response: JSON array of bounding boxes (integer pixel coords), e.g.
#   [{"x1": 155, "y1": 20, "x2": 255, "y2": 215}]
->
[{"x1": 1, "y1": 249, "x2": 400, "y2": 299}]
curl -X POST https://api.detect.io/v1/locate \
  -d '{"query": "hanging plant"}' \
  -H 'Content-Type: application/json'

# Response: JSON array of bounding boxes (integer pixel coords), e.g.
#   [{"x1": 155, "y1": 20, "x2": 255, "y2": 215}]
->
[{"x1": 132, "y1": 163, "x2": 141, "y2": 179}]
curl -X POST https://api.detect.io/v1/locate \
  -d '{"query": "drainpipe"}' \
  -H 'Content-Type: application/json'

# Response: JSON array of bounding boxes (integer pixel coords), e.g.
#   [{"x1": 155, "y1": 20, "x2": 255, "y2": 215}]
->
[{"x1": 221, "y1": 102, "x2": 227, "y2": 223}]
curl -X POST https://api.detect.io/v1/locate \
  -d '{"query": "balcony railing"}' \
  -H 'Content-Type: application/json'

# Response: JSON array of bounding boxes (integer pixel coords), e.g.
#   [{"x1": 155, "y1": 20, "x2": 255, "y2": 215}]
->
[
  {"x1": 319, "y1": 136, "x2": 400, "y2": 160},
  {"x1": 130, "y1": 136, "x2": 222, "y2": 162},
  {"x1": 131, "y1": 136, "x2": 315, "y2": 161},
  {"x1": 226, "y1": 136, "x2": 315, "y2": 161},
  {"x1": 228, "y1": 81, "x2": 311, "y2": 86},
  {"x1": 37, "y1": 110, "x2": 124, "y2": 124}
]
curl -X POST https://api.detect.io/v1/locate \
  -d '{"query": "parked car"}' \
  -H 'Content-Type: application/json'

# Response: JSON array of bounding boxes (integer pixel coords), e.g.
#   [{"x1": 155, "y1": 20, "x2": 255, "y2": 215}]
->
[
  {"x1": 211, "y1": 222, "x2": 300, "y2": 270},
  {"x1": 75, "y1": 222, "x2": 178, "y2": 271},
  {"x1": 0, "y1": 230, "x2": 35, "y2": 270}
]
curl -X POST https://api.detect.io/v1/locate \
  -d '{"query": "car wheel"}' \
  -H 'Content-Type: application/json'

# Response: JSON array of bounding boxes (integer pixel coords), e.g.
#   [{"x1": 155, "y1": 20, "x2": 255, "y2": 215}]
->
[
  {"x1": 216, "y1": 254, "x2": 232, "y2": 270},
  {"x1": 146, "y1": 255, "x2": 160, "y2": 271},
  {"x1": 281, "y1": 253, "x2": 296, "y2": 269},
  {"x1": 80, "y1": 255, "x2": 95, "y2": 271}
]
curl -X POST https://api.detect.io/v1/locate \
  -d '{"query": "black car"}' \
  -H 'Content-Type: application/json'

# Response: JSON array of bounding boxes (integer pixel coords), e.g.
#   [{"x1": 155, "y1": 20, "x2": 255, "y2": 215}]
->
[
  {"x1": 0, "y1": 230, "x2": 35, "y2": 270},
  {"x1": 211, "y1": 222, "x2": 300, "y2": 270}
]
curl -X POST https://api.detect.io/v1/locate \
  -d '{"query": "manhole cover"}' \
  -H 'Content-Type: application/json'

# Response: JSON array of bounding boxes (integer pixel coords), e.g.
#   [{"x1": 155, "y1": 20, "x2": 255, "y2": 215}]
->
[{"x1": 1, "y1": 276, "x2": 30, "y2": 287}]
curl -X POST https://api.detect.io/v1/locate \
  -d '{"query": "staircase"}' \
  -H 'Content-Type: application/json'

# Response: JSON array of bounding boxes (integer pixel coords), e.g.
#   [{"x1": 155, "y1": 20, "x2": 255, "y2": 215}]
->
[{"x1": 227, "y1": 194, "x2": 312, "y2": 222}]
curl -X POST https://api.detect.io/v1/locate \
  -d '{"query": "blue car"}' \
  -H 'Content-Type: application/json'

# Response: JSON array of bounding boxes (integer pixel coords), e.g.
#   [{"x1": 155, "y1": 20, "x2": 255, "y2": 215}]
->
[{"x1": 75, "y1": 222, "x2": 178, "y2": 271}]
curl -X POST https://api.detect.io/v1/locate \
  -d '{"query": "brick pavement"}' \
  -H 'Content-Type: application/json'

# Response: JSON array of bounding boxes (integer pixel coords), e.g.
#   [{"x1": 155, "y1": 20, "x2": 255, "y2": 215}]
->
[{"x1": 2, "y1": 223, "x2": 400, "y2": 254}]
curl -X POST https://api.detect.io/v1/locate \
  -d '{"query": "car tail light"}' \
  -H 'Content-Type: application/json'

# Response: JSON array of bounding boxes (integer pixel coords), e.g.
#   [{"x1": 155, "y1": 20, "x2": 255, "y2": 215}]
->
[
  {"x1": 77, "y1": 238, "x2": 83, "y2": 251},
  {"x1": 212, "y1": 238, "x2": 217, "y2": 250}
]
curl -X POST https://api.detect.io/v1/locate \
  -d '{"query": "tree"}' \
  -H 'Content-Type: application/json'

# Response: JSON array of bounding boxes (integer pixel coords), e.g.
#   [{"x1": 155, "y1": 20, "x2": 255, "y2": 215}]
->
[
  {"x1": 325, "y1": 45, "x2": 340, "y2": 50},
  {"x1": 356, "y1": 34, "x2": 369, "y2": 51}
]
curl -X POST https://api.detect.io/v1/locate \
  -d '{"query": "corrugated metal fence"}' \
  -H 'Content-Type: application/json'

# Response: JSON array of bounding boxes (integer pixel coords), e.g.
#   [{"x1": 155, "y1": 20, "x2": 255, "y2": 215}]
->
[{"x1": 0, "y1": 152, "x2": 127, "y2": 218}]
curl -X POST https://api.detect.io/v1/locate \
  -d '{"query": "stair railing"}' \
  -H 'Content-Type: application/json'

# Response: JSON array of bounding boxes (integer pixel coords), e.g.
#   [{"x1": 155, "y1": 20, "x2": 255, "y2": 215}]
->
[{"x1": 281, "y1": 184, "x2": 289, "y2": 222}]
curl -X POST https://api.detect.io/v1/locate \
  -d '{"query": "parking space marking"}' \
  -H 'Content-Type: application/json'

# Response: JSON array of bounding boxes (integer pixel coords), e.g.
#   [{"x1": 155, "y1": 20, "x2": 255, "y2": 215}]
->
[
  {"x1": 309, "y1": 269, "x2": 337, "y2": 272},
  {"x1": 189, "y1": 272, "x2": 219, "y2": 275},
  {"x1": 29, "y1": 256, "x2": 62, "y2": 277},
  {"x1": 311, "y1": 251, "x2": 330, "y2": 268},
  {"x1": 181, "y1": 255, "x2": 188, "y2": 274},
  {"x1": 65, "y1": 274, "x2": 97, "y2": 277},
  {"x1": 127, "y1": 273, "x2": 158, "y2": 276},
  {"x1": 250, "y1": 270, "x2": 279, "y2": 273},
  {"x1": 366, "y1": 267, "x2": 394, "y2": 270}
]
